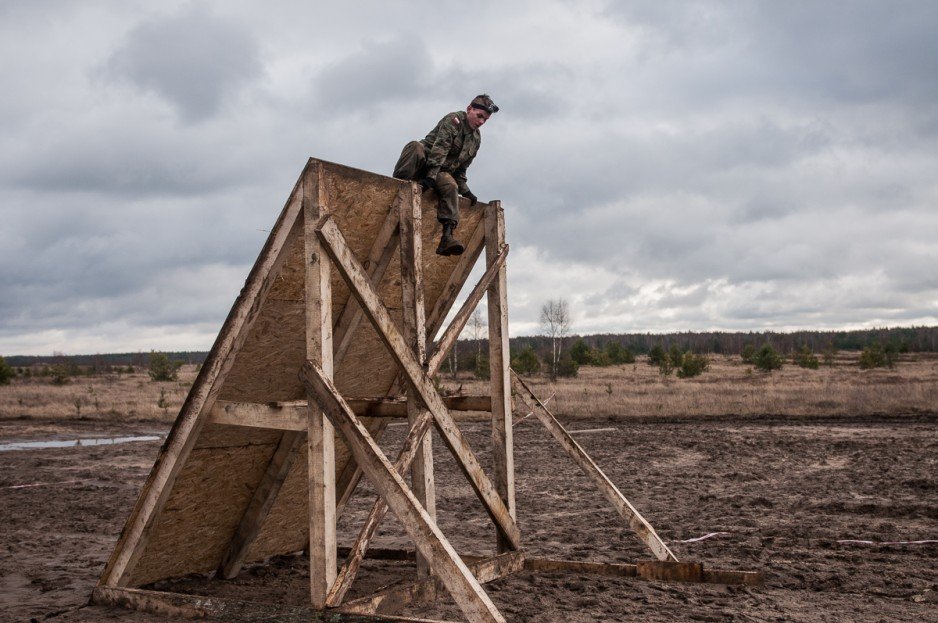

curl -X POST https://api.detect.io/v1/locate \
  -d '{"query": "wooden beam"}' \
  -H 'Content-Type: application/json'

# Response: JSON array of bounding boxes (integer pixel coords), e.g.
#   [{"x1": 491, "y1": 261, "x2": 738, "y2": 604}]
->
[
  {"x1": 305, "y1": 162, "x2": 337, "y2": 607},
  {"x1": 339, "y1": 551, "x2": 524, "y2": 617},
  {"x1": 315, "y1": 215, "x2": 522, "y2": 550},
  {"x1": 522, "y1": 557, "x2": 762, "y2": 586},
  {"x1": 300, "y1": 363, "x2": 506, "y2": 623},
  {"x1": 99, "y1": 159, "x2": 310, "y2": 588},
  {"x1": 208, "y1": 396, "x2": 492, "y2": 429},
  {"x1": 399, "y1": 183, "x2": 436, "y2": 579},
  {"x1": 425, "y1": 242, "x2": 508, "y2": 376},
  {"x1": 511, "y1": 372, "x2": 678, "y2": 562},
  {"x1": 484, "y1": 202, "x2": 515, "y2": 555},
  {"x1": 91, "y1": 586, "x2": 459, "y2": 622}
]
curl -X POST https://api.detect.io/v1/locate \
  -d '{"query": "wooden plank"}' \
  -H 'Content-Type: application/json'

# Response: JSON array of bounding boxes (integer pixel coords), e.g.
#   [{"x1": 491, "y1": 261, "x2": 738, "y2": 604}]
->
[
  {"x1": 300, "y1": 363, "x2": 506, "y2": 623},
  {"x1": 523, "y1": 557, "x2": 762, "y2": 585},
  {"x1": 425, "y1": 243, "x2": 509, "y2": 376},
  {"x1": 511, "y1": 372, "x2": 677, "y2": 562},
  {"x1": 484, "y1": 202, "x2": 515, "y2": 555},
  {"x1": 91, "y1": 586, "x2": 459, "y2": 623},
  {"x1": 305, "y1": 162, "x2": 337, "y2": 607},
  {"x1": 399, "y1": 183, "x2": 436, "y2": 580},
  {"x1": 316, "y1": 216, "x2": 522, "y2": 550},
  {"x1": 333, "y1": 193, "x2": 402, "y2": 363},
  {"x1": 99, "y1": 159, "x2": 310, "y2": 588},
  {"x1": 218, "y1": 430, "x2": 304, "y2": 578},
  {"x1": 340, "y1": 551, "x2": 524, "y2": 616}
]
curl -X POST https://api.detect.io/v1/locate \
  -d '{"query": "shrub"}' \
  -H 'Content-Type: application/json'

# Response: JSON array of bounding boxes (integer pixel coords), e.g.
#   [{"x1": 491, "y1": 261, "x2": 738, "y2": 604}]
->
[
  {"x1": 605, "y1": 342, "x2": 635, "y2": 364},
  {"x1": 677, "y1": 352, "x2": 710, "y2": 378},
  {"x1": 740, "y1": 343, "x2": 756, "y2": 364},
  {"x1": 570, "y1": 339, "x2": 591, "y2": 365},
  {"x1": 511, "y1": 346, "x2": 540, "y2": 375},
  {"x1": 556, "y1": 355, "x2": 578, "y2": 378},
  {"x1": 647, "y1": 345, "x2": 667, "y2": 367},
  {"x1": 858, "y1": 343, "x2": 897, "y2": 370},
  {"x1": 148, "y1": 351, "x2": 181, "y2": 382},
  {"x1": 753, "y1": 344, "x2": 783, "y2": 372},
  {"x1": 793, "y1": 345, "x2": 820, "y2": 370},
  {"x1": 0, "y1": 356, "x2": 12, "y2": 385},
  {"x1": 590, "y1": 349, "x2": 612, "y2": 367}
]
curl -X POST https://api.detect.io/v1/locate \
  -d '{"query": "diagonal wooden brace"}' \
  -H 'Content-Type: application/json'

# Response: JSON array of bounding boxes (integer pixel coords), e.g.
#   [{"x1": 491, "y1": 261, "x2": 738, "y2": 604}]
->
[
  {"x1": 315, "y1": 216, "x2": 522, "y2": 550},
  {"x1": 300, "y1": 362, "x2": 506, "y2": 623},
  {"x1": 327, "y1": 243, "x2": 509, "y2": 606},
  {"x1": 511, "y1": 371, "x2": 677, "y2": 562}
]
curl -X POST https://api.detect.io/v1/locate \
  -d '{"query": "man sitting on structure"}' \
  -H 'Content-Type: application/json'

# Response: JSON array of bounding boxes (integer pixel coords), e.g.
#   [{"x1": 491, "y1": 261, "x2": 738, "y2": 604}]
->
[{"x1": 393, "y1": 94, "x2": 498, "y2": 256}]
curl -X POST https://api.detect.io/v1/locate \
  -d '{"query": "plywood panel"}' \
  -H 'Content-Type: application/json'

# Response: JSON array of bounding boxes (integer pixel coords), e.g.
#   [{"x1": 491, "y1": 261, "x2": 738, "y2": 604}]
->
[{"x1": 123, "y1": 158, "x2": 492, "y2": 584}]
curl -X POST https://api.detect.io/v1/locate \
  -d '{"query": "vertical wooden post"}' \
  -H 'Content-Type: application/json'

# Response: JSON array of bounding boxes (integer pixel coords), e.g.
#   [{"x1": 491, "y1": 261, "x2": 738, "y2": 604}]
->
[
  {"x1": 399, "y1": 183, "x2": 436, "y2": 577},
  {"x1": 305, "y1": 163, "x2": 336, "y2": 606},
  {"x1": 485, "y1": 201, "x2": 516, "y2": 554}
]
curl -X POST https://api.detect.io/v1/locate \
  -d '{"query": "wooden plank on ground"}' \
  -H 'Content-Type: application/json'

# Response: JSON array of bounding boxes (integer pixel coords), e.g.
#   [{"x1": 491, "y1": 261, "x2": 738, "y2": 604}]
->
[
  {"x1": 315, "y1": 215, "x2": 521, "y2": 550},
  {"x1": 99, "y1": 159, "x2": 310, "y2": 588},
  {"x1": 511, "y1": 372, "x2": 678, "y2": 562},
  {"x1": 300, "y1": 362, "x2": 506, "y2": 623},
  {"x1": 339, "y1": 551, "x2": 524, "y2": 616},
  {"x1": 91, "y1": 586, "x2": 460, "y2": 622}
]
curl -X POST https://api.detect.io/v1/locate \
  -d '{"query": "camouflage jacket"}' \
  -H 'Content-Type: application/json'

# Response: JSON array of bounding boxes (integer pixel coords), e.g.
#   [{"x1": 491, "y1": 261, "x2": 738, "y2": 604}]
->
[{"x1": 419, "y1": 110, "x2": 480, "y2": 194}]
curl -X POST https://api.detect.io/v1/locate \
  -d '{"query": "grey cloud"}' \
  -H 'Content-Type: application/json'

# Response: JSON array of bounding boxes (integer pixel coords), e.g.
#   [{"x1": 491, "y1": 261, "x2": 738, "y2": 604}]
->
[
  {"x1": 103, "y1": 5, "x2": 263, "y2": 123},
  {"x1": 314, "y1": 36, "x2": 433, "y2": 112}
]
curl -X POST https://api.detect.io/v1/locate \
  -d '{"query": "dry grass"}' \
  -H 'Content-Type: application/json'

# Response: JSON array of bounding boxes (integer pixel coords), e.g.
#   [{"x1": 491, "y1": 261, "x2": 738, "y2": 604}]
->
[
  {"x1": 1, "y1": 353, "x2": 936, "y2": 424},
  {"x1": 0, "y1": 365, "x2": 198, "y2": 423},
  {"x1": 445, "y1": 351, "x2": 938, "y2": 420}
]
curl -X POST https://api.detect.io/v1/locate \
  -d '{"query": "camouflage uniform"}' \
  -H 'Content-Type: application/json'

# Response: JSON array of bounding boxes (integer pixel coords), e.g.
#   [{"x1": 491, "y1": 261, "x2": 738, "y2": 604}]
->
[{"x1": 393, "y1": 110, "x2": 481, "y2": 225}]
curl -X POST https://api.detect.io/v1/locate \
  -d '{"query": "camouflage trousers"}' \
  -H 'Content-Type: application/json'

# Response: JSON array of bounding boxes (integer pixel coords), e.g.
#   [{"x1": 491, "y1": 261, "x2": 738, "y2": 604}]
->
[{"x1": 392, "y1": 141, "x2": 460, "y2": 225}]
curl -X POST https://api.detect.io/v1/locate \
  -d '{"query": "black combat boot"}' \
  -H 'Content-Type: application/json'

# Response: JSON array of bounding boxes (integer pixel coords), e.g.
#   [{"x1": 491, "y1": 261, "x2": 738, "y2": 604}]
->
[{"x1": 436, "y1": 221, "x2": 465, "y2": 256}]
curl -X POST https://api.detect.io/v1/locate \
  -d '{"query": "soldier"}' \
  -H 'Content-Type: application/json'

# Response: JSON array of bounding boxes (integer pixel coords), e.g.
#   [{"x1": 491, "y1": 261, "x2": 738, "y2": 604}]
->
[{"x1": 393, "y1": 94, "x2": 499, "y2": 256}]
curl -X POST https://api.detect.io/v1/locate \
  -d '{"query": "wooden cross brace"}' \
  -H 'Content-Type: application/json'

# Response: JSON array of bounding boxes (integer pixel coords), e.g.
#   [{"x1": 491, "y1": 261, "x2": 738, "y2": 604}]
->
[{"x1": 302, "y1": 214, "x2": 519, "y2": 622}]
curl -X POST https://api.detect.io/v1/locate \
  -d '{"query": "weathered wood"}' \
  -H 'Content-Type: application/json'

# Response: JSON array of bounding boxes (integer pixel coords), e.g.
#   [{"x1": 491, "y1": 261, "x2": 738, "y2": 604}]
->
[
  {"x1": 91, "y1": 586, "x2": 458, "y2": 622},
  {"x1": 511, "y1": 372, "x2": 678, "y2": 562},
  {"x1": 523, "y1": 557, "x2": 762, "y2": 586},
  {"x1": 218, "y1": 430, "x2": 304, "y2": 579},
  {"x1": 99, "y1": 160, "x2": 309, "y2": 588},
  {"x1": 340, "y1": 551, "x2": 524, "y2": 617},
  {"x1": 208, "y1": 396, "x2": 492, "y2": 430},
  {"x1": 399, "y1": 183, "x2": 436, "y2": 579},
  {"x1": 484, "y1": 202, "x2": 515, "y2": 555},
  {"x1": 333, "y1": 193, "x2": 403, "y2": 363},
  {"x1": 315, "y1": 216, "x2": 522, "y2": 550},
  {"x1": 425, "y1": 242, "x2": 509, "y2": 376},
  {"x1": 305, "y1": 162, "x2": 337, "y2": 607},
  {"x1": 300, "y1": 363, "x2": 506, "y2": 623}
]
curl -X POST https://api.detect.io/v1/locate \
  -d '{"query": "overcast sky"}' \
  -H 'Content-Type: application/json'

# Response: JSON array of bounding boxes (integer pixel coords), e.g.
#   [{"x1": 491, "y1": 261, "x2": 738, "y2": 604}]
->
[{"x1": 2, "y1": 1, "x2": 937, "y2": 355}]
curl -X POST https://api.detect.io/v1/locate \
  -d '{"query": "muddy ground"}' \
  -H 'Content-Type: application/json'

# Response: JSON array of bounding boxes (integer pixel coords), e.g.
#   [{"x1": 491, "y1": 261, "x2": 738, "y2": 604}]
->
[{"x1": 1, "y1": 413, "x2": 936, "y2": 623}]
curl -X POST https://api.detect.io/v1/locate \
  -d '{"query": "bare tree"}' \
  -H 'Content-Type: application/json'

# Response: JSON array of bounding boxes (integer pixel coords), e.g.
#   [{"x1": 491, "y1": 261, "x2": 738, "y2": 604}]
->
[
  {"x1": 540, "y1": 298, "x2": 571, "y2": 377},
  {"x1": 468, "y1": 308, "x2": 487, "y2": 358}
]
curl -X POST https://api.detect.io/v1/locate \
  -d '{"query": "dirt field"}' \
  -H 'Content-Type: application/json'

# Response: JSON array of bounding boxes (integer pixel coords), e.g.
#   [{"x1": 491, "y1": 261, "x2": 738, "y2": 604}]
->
[{"x1": 2, "y1": 408, "x2": 935, "y2": 622}]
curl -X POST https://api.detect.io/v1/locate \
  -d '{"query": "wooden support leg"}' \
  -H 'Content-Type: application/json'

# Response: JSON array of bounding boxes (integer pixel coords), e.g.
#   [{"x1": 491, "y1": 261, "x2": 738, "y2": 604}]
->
[
  {"x1": 301, "y1": 363, "x2": 507, "y2": 623},
  {"x1": 398, "y1": 184, "x2": 436, "y2": 579},
  {"x1": 305, "y1": 162, "x2": 337, "y2": 606},
  {"x1": 484, "y1": 202, "x2": 516, "y2": 554},
  {"x1": 511, "y1": 371, "x2": 678, "y2": 562},
  {"x1": 315, "y1": 216, "x2": 522, "y2": 550}
]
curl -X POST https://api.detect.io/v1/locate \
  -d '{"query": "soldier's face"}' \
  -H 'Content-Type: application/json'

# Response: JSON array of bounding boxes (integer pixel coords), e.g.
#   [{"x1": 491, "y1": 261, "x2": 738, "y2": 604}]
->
[{"x1": 465, "y1": 106, "x2": 491, "y2": 130}]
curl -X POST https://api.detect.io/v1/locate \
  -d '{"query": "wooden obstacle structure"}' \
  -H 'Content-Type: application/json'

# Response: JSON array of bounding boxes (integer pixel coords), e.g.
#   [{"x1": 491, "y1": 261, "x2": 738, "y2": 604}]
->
[{"x1": 94, "y1": 158, "x2": 760, "y2": 622}]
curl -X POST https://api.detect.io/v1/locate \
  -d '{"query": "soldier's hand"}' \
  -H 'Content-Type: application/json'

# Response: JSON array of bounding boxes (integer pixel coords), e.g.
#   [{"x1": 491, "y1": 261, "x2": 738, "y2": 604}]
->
[
  {"x1": 461, "y1": 189, "x2": 478, "y2": 206},
  {"x1": 419, "y1": 177, "x2": 436, "y2": 192}
]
